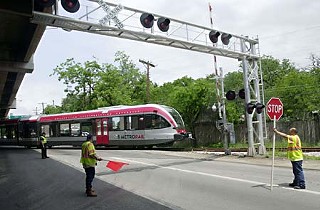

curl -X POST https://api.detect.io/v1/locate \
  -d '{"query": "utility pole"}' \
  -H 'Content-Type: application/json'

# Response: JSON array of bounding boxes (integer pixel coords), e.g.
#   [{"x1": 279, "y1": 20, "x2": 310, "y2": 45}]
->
[
  {"x1": 139, "y1": 59, "x2": 155, "y2": 103},
  {"x1": 38, "y1": 102, "x2": 47, "y2": 114}
]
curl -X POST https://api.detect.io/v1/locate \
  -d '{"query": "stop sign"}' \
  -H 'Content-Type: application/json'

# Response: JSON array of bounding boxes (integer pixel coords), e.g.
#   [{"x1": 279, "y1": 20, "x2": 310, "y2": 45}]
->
[{"x1": 266, "y1": 97, "x2": 283, "y2": 121}]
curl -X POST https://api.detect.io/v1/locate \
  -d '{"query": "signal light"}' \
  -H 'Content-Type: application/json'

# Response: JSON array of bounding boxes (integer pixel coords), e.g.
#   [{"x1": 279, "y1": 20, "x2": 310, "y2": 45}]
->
[
  {"x1": 140, "y1": 13, "x2": 154, "y2": 28},
  {"x1": 34, "y1": 0, "x2": 80, "y2": 13},
  {"x1": 157, "y1": 17, "x2": 170, "y2": 32},
  {"x1": 221, "y1": 33, "x2": 232, "y2": 45},
  {"x1": 246, "y1": 103, "x2": 256, "y2": 114},
  {"x1": 61, "y1": 0, "x2": 80, "y2": 13},
  {"x1": 255, "y1": 103, "x2": 265, "y2": 114},
  {"x1": 226, "y1": 90, "x2": 236, "y2": 100},
  {"x1": 238, "y1": 89, "x2": 245, "y2": 99},
  {"x1": 34, "y1": 0, "x2": 56, "y2": 7},
  {"x1": 209, "y1": 30, "x2": 220, "y2": 43}
]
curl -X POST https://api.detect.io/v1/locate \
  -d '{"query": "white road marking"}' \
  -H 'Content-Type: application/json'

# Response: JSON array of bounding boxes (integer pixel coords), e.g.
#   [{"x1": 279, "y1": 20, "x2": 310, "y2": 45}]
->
[{"x1": 112, "y1": 157, "x2": 320, "y2": 195}]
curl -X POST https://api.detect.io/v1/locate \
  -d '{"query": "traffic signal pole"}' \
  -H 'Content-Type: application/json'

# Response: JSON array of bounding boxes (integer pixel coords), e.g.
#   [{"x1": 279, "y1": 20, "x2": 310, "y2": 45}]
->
[{"x1": 241, "y1": 40, "x2": 266, "y2": 156}]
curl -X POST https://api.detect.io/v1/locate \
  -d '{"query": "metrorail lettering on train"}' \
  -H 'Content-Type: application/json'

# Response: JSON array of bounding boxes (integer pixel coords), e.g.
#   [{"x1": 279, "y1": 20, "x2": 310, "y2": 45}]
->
[{"x1": 117, "y1": 134, "x2": 144, "y2": 139}]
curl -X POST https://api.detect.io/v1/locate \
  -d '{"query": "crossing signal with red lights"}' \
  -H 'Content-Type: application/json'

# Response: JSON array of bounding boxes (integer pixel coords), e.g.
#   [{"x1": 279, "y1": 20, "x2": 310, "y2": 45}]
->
[
  {"x1": 140, "y1": 13, "x2": 154, "y2": 28},
  {"x1": 225, "y1": 90, "x2": 236, "y2": 100},
  {"x1": 238, "y1": 89, "x2": 245, "y2": 99},
  {"x1": 246, "y1": 103, "x2": 256, "y2": 114},
  {"x1": 140, "y1": 13, "x2": 171, "y2": 32},
  {"x1": 61, "y1": 0, "x2": 80, "y2": 13},
  {"x1": 246, "y1": 102, "x2": 265, "y2": 114},
  {"x1": 209, "y1": 30, "x2": 220, "y2": 43},
  {"x1": 34, "y1": 0, "x2": 80, "y2": 13},
  {"x1": 157, "y1": 17, "x2": 170, "y2": 32},
  {"x1": 221, "y1": 33, "x2": 232, "y2": 45},
  {"x1": 255, "y1": 103, "x2": 265, "y2": 114},
  {"x1": 209, "y1": 30, "x2": 232, "y2": 45}
]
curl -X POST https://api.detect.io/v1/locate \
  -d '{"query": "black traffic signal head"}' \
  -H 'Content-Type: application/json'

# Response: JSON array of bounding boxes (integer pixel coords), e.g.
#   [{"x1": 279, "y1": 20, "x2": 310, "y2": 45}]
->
[
  {"x1": 209, "y1": 30, "x2": 220, "y2": 43},
  {"x1": 226, "y1": 90, "x2": 236, "y2": 100},
  {"x1": 61, "y1": 0, "x2": 80, "y2": 13},
  {"x1": 255, "y1": 103, "x2": 265, "y2": 114},
  {"x1": 238, "y1": 89, "x2": 245, "y2": 99},
  {"x1": 221, "y1": 33, "x2": 232, "y2": 45},
  {"x1": 157, "y1": 17, "x2": 170, "y2": 32},
  {"x1": 140, "y1": 13, "x2": 155, "y2": 28},
  {"x1": 35, "y1": 0, "x2": 56, "y2": 7},
  {"x1": 246, "y1": 103, "x2": 256, "y2": 114}
]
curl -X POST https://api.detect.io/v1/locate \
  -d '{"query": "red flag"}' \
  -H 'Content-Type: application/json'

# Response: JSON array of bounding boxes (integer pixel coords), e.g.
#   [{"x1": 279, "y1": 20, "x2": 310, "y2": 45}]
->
[{"x1": 106, "y1": 161, "x2": 128, "y2": 172}]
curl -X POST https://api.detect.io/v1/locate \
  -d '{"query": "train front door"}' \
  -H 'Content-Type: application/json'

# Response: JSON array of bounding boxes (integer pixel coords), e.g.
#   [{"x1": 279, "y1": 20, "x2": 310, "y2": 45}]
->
[{"x1": 95, "y1": 118, "x2": 109, "y2": 145}]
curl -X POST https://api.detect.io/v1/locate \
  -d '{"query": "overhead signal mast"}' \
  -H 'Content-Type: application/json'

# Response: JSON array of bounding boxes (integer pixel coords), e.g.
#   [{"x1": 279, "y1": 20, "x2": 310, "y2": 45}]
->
[{"x1": 31, "y1": 0, "x2": 266, "y2": 156}]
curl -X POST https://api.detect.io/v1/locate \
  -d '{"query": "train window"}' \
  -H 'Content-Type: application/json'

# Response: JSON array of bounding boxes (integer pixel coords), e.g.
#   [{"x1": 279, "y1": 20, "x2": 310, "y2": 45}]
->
[
  {"x1": 50, "y1": 122, "x2": 58, "y2": 137},
  {"x1": 130, "y1": 115, "x2": 140, "y2": 130},
  {"x1": 41, "y1": 124, "x2": 50, "y2": 137},
  {"x1": 23, "y1": 122, "x2": 37, "y2": 138},
  {"x1": 145, "y1": 114, "x2": 170, "y2": 129},
  {"x1": 124, "y1": 116, "x2": 131, "y2": 130},
  {"x1": 71, "y1": 123, "x2": 81, "y2": 137},
  {"x1": 111, "y1": 117, "x2": 121, "y2": 131},
  {"x1": 81, "y1": 121, "x2": 93, "y2": 136},
  {"x1": 96, "y1": 119, "x2": 101, "y2": 135},
  {"x1": 60, "y1": 123, "x2": 70, "y2": 136}
]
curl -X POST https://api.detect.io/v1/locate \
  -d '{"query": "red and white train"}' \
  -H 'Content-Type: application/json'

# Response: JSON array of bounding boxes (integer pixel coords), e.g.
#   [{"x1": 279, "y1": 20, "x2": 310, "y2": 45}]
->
[{"x1": 0, "y1": 104, "x2": 190, "y2": 148}]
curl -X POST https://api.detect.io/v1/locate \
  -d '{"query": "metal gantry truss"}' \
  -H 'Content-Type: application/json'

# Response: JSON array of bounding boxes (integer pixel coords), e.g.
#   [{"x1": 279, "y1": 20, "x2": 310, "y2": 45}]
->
[{"x1": 30, "y1": 0, "x2": 267, "y2": 155}]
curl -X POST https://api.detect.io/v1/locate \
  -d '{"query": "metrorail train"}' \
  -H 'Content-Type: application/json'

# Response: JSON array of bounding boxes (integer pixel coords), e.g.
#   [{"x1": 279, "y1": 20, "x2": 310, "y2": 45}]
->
[{"x1": 0, "y1": 104, "x2": 191, "y2": 148}]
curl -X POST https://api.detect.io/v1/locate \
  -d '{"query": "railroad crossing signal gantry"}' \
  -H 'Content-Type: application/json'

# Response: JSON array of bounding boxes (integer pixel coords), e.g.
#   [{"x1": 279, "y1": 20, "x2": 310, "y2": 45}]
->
[{"x1": 31, "y1": 0, "x2": 266, "y2": 156}]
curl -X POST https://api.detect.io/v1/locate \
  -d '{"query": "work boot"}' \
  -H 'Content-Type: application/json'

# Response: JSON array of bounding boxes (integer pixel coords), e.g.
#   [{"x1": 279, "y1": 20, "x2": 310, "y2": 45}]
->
[{"x1": 86, "y1": 188, "x2": 97, "y2": 197}]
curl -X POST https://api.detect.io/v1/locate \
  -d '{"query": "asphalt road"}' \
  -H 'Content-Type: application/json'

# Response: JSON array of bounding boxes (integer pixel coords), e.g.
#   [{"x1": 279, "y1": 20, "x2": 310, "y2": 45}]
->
[
  {"x1": 0, "y1": 148, "x2": 172, "y2": 210},
  {"x1": 1, "y1": 147, "x2": 319, "y2": 210}
]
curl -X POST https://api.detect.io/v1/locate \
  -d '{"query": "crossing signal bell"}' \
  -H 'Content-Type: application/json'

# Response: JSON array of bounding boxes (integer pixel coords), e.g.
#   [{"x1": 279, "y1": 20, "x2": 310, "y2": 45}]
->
[{"x1": 34, "y1": 0, "x2": 80, "y2": 13}]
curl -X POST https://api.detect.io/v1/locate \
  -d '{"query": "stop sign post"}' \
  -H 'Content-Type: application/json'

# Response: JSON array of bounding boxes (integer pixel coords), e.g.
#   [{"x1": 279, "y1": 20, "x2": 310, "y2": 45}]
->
[
  {"x1": 267, "y1": 97, "x2": 283, "y2": 190},
  {"x1": 267, "y1": 97, "x2": 283, "y2": 121}
]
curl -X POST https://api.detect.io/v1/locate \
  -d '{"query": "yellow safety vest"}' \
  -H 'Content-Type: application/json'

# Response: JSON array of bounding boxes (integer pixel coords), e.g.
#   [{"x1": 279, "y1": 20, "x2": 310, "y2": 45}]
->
[
  {"x1": 80, "y1": 141, "x2": 97, "y2": 167},
  {"x1": 40, "y1": 136, "x2": 47, "y2": 144},
  {"x1": 287, "y1": 135, "x2": 303, "y2": 161}
]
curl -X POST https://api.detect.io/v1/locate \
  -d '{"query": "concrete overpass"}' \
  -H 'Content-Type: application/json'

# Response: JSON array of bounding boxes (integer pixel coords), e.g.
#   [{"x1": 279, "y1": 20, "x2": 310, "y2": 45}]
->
[{"x1": 0, "y1": 1, "x2": 50, "y2": 118}]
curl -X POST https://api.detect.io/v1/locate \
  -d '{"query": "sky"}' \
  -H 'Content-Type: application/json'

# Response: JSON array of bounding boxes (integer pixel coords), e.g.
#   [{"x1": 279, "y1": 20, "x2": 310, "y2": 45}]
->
[{"x1": 9, "y1": 0, "x2": 320, "y2": 116}]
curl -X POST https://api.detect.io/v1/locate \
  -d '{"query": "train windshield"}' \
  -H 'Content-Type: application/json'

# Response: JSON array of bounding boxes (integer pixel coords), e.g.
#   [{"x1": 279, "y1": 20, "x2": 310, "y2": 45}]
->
[{"x1": 162, "y1": 106, "x2": 185, "y2": 129}]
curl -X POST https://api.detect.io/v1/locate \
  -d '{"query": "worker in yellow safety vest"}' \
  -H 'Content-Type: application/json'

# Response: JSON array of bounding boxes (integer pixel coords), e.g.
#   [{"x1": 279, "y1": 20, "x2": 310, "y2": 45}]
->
[
  {"x1": 273, "y1": 127, "x2": 306, "y2": 189},
  {"x1": 80, "y1": 134, "x2": 102, "y2": 197},
  {"x1": 40, "y1": 132, "x2": 49, "y2": 159}
]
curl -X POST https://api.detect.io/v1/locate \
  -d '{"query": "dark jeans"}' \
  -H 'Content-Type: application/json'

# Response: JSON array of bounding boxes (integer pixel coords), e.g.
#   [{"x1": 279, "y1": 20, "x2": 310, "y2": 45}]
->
[
  {"x1": 84, "y1": 167, "x2": 95, "y2": 190},
  {"x1": 41, "y1": 143, "x2": 47, "y2": 159},
  {"x1": 291, "y1": 160, "x2": 306, "y2": 187}
]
